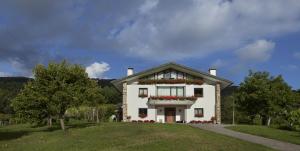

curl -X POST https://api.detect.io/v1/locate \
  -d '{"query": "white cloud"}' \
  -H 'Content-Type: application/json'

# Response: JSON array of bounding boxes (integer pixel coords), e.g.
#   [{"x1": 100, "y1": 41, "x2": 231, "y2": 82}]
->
[
  {"x1": 294, "y1": 52, "x2": 300, "y2": 59},
  {"x1": 112, "y1": 0, "x2": 300, "y2": 60},
  {"x1": 211, "y1": 59, "x2": 227, "y2": 68},
  {"x1": 287, "y1": 64, "x2": 298, "y2": 70},
  {"x1": 280, "y1": 64, "x2": 298, "y2": 71},
  {"x1": 139, "y1": 0, "x2": 159, "y2": 14},
  {"x1": 235, "y1": 39, "x2": 275, "y2": 62},
  {"x1": 0, "y1": 72, "x2": 11, "y2": 77},
  {"x1": 86, "y1": 62, "x2": 110, "y2": 78}
]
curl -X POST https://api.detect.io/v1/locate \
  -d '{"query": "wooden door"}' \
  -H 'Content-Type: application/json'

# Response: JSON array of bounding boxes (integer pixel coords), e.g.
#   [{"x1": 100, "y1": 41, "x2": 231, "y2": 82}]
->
[{"x1": 165, "y1": 108, "x2": 176, "y2": 123}]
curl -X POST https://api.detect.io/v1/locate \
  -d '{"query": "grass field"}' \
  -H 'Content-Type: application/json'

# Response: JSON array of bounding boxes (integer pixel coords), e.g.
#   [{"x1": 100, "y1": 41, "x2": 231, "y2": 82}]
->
[
  {"x1": 0, "y1": 122, "x2": 274, "y2": 151},
  {"x1": 226, "y1": 125, "x2": 300, "y2": 145}
]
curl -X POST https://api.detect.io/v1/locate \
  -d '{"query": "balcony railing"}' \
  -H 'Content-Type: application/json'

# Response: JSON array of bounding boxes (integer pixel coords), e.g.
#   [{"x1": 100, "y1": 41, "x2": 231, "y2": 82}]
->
[
  {"x1": 148, "y1": 96, "x2": 197, "y2": 105},
  {"x1": 138, "y1": 79, "x2": 204, "y2": 85}
]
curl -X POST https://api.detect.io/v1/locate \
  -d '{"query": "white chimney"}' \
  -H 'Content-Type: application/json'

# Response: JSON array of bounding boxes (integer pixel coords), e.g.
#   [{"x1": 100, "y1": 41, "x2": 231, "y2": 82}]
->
[
  {"x1": 127, "y1": 67, "x2": 134, "y2": 76},
  {"x1": 209, "y1": 68, "x2": 217, "y2": 76}
]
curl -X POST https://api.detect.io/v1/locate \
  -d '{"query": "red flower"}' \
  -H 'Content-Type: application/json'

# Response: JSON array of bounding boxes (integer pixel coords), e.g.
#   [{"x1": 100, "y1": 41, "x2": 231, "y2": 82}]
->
[
  {"x1": 139, "y1": 113, "x2": 147, "y2": 118},
  {"x1": 149, "y1": 96, "x2": 197, "y2": 101},
  {"x1": 138, "y1": 79, "x2": 204, "y2": 85}
]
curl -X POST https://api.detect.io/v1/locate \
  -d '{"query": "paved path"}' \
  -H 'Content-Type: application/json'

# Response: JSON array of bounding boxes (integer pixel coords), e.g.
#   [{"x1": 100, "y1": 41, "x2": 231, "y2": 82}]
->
[{"x1": 190, "y1": 124, "x2": 300, "y2": 151}]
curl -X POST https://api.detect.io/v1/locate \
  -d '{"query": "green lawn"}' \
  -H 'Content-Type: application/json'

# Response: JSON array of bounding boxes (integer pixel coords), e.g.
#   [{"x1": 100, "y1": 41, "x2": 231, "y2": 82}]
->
[
  {"x1": 0, "y1": 122, "x2": 274, "y2": 151},
  {"x1": 226, "y1": 125, "x2": 300, "y2": 145}
]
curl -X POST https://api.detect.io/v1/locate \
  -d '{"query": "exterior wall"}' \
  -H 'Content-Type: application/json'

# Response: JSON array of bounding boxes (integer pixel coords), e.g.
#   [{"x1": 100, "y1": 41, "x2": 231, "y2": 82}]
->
[
  {"x1": 126, "y1": 82, "x2": 216, "y2": 123},
  {"x1": 185, "y1": 84, "x2": 216, "y2": 122}
]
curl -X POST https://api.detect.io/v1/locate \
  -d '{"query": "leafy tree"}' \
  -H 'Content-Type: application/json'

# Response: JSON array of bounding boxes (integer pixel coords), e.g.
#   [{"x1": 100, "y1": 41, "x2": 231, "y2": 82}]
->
[
  {"x1": 288, "y1": 109, "x2": 300, "y2": 130},
  {"x1": 12, "y1": 61, "x2": 98, "y2": 130},
  {"x1": 234, "y1": 71, "x2": 296, "y2": 126},
  {"x1": 102, "y1": 86, "x2": 121, "y2": 104},
  {"x1": 83, "y1": 80, "x2": 105, "y2": 123},
  {"x1": 12, "y1": 81, "x2": 50, "y2": 125}
]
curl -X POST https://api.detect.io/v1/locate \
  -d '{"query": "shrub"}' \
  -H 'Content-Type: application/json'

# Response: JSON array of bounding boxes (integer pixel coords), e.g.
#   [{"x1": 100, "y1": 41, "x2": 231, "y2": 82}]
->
[{"x1": 150, "y1": 120, "x2": 155, "y2": 123}]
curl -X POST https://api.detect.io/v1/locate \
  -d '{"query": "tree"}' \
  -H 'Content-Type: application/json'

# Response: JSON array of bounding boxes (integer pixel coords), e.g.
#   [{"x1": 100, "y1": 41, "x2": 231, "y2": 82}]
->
[
  {"x1": 288, "y1": 109, "x2": 300, "y2": 130},
  {"x1": 83, "y1": 80, "x2": 105, "y2": 123},
  {"x1": 12, "y1": 81, "x2": 50, "y2": 125},
  {"x1": 102, "y1": 86, "x2": 121, "y2": 104},
  {"x1": 234, "y1": 71, "x2": 296, "y2": 126},
  {"x1": 12, "y1": 61, "x2": 97, "y2": 130}
]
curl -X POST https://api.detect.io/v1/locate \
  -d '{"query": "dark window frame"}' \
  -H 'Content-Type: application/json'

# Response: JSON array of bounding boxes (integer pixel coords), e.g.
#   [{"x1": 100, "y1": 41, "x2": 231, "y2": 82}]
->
[
  {"x1": 139, "y1": 88, "x2": 148, "y2": 97},
  {"x1": 194, "y1": 88, "x2": 203, "y2": 97},
  {"x1": 139, "y1": 108, "x2": 148, "y2": 118},
  {"x1": 194, "y1": 108, "x2": 204, "y2": 117}
]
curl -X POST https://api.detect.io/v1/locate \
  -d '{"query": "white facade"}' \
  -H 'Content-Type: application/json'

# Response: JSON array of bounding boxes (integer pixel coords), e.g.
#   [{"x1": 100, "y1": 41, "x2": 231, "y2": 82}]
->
[
  {"x1": 112, "y1": 62, "x2": 232, "y2": 124},
  {"x1": 126, "y1": 83, "x2": 216, "y2": 123}
]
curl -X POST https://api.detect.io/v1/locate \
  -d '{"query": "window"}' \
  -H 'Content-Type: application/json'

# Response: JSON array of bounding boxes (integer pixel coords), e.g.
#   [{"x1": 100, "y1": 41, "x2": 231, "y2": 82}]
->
[
  {"x1": 139, "y1": 108, "x2": 147, "y2": 118},
  {"x1": 164, "y1": 71, "x2": 171, "y2": 79},
  {"x1": 157, "y1": 87, "x2": 185, "y2": 96},
  {"x1": 139, "y1": 88, "x2": 148, "y2": 97},
  {"x1": 170, "y1": 71, "x2": 177, "y2": 79},
  {"x1": 177, "y1": 72, "x2": 184, "y2": 79},
  {"x1": 194, "y1": 108, "x2": 203, "y2": 117},
  {"x1": 157, "y1": 72, "x2": 164, "y2": 79},
  {"x1": 177, "y1": 87, "x2": 184, "y2": 96},
  {"x1": 194, "y1": 88, "x2": 203, "y2": 97}
]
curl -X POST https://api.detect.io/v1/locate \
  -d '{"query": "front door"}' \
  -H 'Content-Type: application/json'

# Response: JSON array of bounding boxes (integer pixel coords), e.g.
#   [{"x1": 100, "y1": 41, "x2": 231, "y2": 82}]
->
[{"x1": 165, "y1": 108, "x2": 176, "y2": 123}]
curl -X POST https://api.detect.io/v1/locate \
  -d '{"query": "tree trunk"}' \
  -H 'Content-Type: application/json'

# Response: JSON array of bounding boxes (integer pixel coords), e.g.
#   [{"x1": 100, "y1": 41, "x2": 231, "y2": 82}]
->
[
  {"x1": 59, "y1": 118, "x2": 65, "y2": 131},
  {"x1": 96, "y1": 108, "x2": 99, "y2": 123},
  {"x1": 267, "y1": 117, "x2": 272, "y2": 126},
  {"x1": 92, "y1": 108, "x2": 95, "y2": 122},
  {"x1": 48, "y1": 117, "x2": 52, "y2": 128}
]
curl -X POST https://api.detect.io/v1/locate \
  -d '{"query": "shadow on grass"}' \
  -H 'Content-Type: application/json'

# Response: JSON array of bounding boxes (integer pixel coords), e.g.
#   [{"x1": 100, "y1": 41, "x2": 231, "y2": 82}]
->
[
  {"x1": 0, "y1": 130, "x2": 30, "y2": 141},
  {"x1": 0, "y1": 122, "x2": 96, "y2": 141}
]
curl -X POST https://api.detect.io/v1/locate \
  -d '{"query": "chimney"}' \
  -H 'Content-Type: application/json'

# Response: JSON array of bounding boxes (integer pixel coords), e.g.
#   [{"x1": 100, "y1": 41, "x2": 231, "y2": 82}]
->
[
  {"x1": 209, "y1": 68, "x2": 217, "y2": 76},
  {"x1": 127, "y1": 67, "x2": 134, "y2": 76}
]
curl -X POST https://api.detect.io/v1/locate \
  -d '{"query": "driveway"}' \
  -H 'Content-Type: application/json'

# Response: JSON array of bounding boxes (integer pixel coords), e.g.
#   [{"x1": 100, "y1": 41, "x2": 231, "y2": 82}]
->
[{"x1": 190, "y1": 124, "x2": 300, "y2": 151}]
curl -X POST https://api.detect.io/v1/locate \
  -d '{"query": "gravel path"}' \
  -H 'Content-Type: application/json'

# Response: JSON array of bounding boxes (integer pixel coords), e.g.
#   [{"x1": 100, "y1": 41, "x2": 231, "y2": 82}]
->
[{"x1": 190, "y1": 124, "x2": 300, "y2": 151}]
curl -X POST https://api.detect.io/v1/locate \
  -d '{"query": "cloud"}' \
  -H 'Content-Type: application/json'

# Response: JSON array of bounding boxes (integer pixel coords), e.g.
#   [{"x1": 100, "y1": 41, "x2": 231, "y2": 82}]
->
[
  {"x1": 294, "y1": 52, "x2": 300, "y2": 59},
  {"x1": 139, "y1": 0, "x2": 159, "y2": 14},
  {"x1": 211, "y1": 59, "x2": 227, "y2": 69},
  {"x1": 280, "y1": 64, "x2": 298, "y2": 71},
  {"x1": 86, "y1": 62, "x2": 110, "y2": 78},
  {"x1": 114, "y1": 0, "x2": 300, "y2": 59},
  {"x1": 235, "y1": 40, "x2": 275, "y2": 62},
  {"x1": 1, "y1": 0, "x2": 300, "y2": 75},
  {"x1": 0, "y1": 72, "x2": 11, "y2": 77}
]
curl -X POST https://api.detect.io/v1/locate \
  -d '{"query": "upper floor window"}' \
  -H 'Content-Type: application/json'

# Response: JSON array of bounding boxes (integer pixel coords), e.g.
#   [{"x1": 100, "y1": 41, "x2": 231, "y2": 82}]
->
[
  {"x1": 177, "y1": 72, "x2": 184, "y2": 79},
  {"x1": 157, "y1": 87, "x2": 184, "y2": 96},
  {"x1": 139, "y1": 88, "x2": 148, "y2": 97},
  {"x1": 194, "y1": 88, "x2": 203, "y2": 97},
  {"x1": 194, "y1": 108, "x2": 204, "y2": 117}
]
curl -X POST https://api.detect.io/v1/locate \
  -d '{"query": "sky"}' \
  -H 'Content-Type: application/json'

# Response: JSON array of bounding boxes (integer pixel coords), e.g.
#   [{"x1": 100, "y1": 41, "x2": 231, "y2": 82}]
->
[{"x1": 0, "y1": 0, "x2": 300, "y2": 89}]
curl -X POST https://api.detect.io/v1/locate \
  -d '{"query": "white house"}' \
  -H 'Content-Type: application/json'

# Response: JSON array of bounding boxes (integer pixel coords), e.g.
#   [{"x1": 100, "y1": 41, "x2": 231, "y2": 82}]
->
[{"x1": 112, "y1": 62, "x2": 232, "y2": 124}]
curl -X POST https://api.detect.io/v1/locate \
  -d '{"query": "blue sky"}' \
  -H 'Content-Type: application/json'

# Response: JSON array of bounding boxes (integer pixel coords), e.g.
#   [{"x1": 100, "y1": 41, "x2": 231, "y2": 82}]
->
[{"x1": 0, "y1": 0, "x2": 300, "y2": 89}]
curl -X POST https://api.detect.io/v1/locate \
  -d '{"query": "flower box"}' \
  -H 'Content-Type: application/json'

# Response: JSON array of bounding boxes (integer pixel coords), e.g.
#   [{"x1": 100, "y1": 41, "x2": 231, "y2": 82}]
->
[
  {"x1": 149, "y1": 96, "x2": 197, "y2": 101},
  {"x1": 150, "y1": 120, "x2": 155, "y2": 123},
  {"x1": 139, "y1": 113, "x2": 147, "y2": 118},
  {"x1": 139, "y1": 94, "x2": 148, "y2": 98},
  {"x1": 195, "y1": 113, "x2": 203, "y2": 117},
  {"x1": 138, "y1": 79, "x2": 204, "y2": 85}
]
